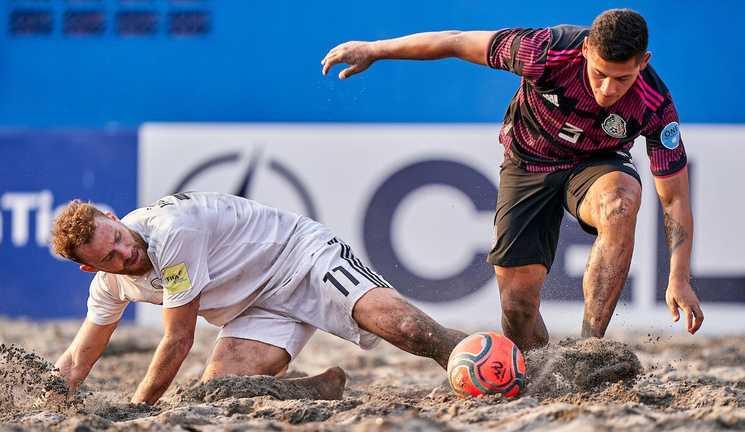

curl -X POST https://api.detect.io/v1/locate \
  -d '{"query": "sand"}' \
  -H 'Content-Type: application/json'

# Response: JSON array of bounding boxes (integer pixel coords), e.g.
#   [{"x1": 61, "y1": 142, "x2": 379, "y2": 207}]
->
[{"x1": 1, "y1": 318, "x2": 744, "y2": 431}]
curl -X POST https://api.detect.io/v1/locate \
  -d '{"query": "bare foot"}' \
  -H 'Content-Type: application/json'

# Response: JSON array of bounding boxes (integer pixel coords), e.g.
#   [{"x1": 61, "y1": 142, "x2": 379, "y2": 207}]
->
[{"x1": 290, "y1": 366, "x2": 346, "y2": 400}]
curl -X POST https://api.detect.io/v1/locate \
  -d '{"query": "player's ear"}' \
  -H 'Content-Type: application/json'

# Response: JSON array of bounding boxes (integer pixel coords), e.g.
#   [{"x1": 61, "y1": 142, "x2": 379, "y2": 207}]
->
[
  {"x1": 104, "y1": 211, "x2": 119, "y2": 221},
  {"x1": 639, "y1": 51, "x2": 651, "y2": 70},
  {"x1": 79, "y1": 264, "x2": 98, "y2": 273}
]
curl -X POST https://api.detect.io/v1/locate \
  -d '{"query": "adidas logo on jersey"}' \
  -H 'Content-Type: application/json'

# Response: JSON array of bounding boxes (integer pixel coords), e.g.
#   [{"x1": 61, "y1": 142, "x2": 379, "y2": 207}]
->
[
  {"x1": 542, "y1": 93, "x2": 559, "y2": 107},
  {"x1": 558, "y1": 122, "x2": 583, "y2": 144}
]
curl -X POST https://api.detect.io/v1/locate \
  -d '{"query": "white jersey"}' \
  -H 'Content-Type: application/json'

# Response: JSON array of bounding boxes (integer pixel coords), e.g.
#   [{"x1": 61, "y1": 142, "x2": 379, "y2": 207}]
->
[{"x1": 86, "y1": 192, "x2": 334, "y2": 327}]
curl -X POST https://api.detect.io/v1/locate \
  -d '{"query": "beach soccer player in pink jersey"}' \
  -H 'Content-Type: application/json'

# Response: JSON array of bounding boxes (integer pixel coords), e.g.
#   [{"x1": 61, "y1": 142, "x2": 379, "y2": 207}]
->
[{"x1": 322, "y1": 9, "x2": 703, "y2": 350}]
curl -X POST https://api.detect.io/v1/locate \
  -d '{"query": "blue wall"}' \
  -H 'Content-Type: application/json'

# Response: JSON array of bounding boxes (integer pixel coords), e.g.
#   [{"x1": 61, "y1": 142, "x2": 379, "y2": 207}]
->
[
  {"x1": 0, "y1": 130, "x2": 137, "y2": 319},
  {"x1": 1, "y1": 0, "x2": 742, "y2": 127}
]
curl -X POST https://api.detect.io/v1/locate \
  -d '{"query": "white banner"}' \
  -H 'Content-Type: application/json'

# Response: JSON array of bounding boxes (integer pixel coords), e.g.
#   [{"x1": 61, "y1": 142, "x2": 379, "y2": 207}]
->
[{"x1": 139, "y1": 124, "x2": 745, "y2": 334}]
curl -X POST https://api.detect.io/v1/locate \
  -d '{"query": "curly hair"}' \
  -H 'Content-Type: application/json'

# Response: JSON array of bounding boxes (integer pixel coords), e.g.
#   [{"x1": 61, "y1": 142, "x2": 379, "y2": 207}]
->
[
  {"x1": 588, "y1": 9, "x2": 648, "y2": 63},
  {"x1": 51, "y1": 200, "x2": 106, "y2": 263}
]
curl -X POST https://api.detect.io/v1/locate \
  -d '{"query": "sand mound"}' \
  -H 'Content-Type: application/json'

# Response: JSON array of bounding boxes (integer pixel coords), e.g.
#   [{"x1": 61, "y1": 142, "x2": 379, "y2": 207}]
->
[
  {"x1": 525, "y1": 337, "x2": 642, "y2": 398},
  {"x1": 2, "y1": 323, "x2": 745, "y2": 431},
  {"x1": 178, "y1": 375, "x2": 328, "y2": 403},
  {"x1": 0, "y1": 344, "x2": 78, "y2": 420}
]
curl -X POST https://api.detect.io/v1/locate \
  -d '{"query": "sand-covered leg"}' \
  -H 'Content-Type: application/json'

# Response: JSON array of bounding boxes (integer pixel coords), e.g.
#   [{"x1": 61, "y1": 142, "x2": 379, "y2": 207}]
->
[
  {"x1": 200, "y1": 338, "x2": 346, "y2": 400},
  {"x1": 352, "y1": 287, "x2": 466, "y2": 369},
  {"x1": 578, "y1": 172, "x2": 641, "y2": 337},
  {"x1": 286, "y1": 366, "x2": 346, "y2": 400},
  {"x1": 183, "y1": 366, "x2": 347, "y2": 402},
  {"x1": 495, "y1": 264, "x2": 549, "y2": 351},
  {"x1": 202, "y1": 337, "x2": 291, "y2": 381}
]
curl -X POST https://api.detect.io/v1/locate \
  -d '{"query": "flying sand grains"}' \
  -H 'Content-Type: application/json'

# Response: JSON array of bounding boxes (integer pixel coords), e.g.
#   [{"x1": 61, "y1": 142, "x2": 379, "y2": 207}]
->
[
  {"x1": 0, "y1": 344, "x2": 78, "y2": 419},
  {"x1": 524, "y1": 337, "x2": 642, "y2": 398}
]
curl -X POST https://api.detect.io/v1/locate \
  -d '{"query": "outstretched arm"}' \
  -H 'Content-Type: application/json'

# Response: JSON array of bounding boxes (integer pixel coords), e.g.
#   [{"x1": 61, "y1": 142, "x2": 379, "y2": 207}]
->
[
  {"x1": 654, "y1": 167, "x2": 703, "y2": 334},
  {"x1": 321, "y1": 31, "x2": 494, "y2": 79},
  {"x1": 55, "y1": 319, "x2": 118, "y2": 393},
  {"x1": 130, "y1": 295, "x2": 200, "y2": 404}
]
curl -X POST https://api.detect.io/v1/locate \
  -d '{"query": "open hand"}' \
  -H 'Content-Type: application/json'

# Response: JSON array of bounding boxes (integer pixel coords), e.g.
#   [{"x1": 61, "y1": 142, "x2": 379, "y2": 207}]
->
[{"x1": 321, "y1": 41, "x2": 376, "y2": 79}]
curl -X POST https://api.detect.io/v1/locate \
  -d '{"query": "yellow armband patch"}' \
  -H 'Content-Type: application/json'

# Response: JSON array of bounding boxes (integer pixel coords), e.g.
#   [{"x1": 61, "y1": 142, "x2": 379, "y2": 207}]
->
[{"x1": 162, "y1": 263, "x2": 191, "y2": 295}]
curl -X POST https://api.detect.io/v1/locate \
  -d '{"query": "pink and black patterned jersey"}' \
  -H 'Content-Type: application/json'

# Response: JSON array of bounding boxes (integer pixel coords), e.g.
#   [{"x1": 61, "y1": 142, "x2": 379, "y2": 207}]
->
[{"x1": 487, "y1": 25, "x2": 686, "y2": 177}]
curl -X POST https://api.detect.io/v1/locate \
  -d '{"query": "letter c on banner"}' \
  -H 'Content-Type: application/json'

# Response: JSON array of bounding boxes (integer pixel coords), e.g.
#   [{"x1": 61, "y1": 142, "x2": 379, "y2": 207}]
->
[{"x1": 363, "y1": 160, "x2": 497, "y2": 302}]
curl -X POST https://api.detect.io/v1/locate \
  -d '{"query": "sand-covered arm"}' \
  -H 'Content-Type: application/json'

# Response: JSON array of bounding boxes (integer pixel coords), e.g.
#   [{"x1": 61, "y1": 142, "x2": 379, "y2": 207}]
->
[
  {"x1": 55, "y1": 318, "x2": 118, "y2": 393},
  {"x1": 130, "y1": 294, "x2": 200, "y2": 404}
]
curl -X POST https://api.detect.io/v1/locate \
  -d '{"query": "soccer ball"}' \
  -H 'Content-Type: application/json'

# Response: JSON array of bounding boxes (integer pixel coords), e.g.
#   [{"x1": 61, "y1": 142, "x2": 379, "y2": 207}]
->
[{"x1": 447, "y1": 331, "x2": 526, "y2": 398}]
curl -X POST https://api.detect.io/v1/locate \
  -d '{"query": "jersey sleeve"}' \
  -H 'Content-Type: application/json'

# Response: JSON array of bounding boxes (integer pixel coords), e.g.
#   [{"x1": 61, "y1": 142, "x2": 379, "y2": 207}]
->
[
  {"x1": 643, "y1": 98, "x2": 688, "y2": 177},
  {"x1": 486, "y1": 28, "x2": 551, "y2": 81},
  {"x1": 86, "y1": 272, "x2": 129, "y2": 325},
  {"x1": 158, "y1": 227, "x2": 211, "y2": 308}
]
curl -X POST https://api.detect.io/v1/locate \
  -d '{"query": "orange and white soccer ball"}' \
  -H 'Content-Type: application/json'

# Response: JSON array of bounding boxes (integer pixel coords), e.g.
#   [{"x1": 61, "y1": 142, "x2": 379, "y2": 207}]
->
[{"x1": 447, "y1": 331, "x2": 526, "y2": 398}]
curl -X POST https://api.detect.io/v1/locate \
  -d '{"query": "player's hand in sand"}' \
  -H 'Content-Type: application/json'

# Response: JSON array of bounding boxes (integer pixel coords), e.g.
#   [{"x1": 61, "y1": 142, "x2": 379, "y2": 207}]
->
[
  {"x1": 321, "y1": 41, "x2": 376, "y2": 79},
  {"x1": 42, "y1": 369, "x2": 78, "y2": 407},
  {"x1": 39, "y1": 386, "x2": 69, "y2": 408},
  {"x1": 665, "y1": 278, "x2": 704, "y2": 334},
  {"x1": 53, "y1": 356, "x2": 80, "y2": 396}
]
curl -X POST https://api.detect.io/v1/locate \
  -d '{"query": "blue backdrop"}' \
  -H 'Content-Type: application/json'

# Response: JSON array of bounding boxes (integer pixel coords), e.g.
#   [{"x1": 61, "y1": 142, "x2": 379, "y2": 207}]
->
[
  {"x1": 0, "y1": 130, "x2": 137, "y2": 319},
  {"x1": 0, "y1": 1, "x2": 742, "y2": 319},
  {"x1": 0, "y1": 0, "x2": 742, "y2": 127}
]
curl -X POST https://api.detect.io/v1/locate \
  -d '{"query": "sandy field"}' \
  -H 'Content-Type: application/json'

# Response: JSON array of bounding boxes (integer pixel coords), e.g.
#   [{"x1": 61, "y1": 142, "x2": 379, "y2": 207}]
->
[{"x1": 1, "y1": 318, "x2": 744, "y2": 431}]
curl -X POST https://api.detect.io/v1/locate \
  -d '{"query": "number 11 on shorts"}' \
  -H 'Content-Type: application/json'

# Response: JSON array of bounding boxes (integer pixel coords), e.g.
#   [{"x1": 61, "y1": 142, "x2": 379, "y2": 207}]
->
[{"x1": 323, "y1": 266, "x2": 359, "y2": 296}]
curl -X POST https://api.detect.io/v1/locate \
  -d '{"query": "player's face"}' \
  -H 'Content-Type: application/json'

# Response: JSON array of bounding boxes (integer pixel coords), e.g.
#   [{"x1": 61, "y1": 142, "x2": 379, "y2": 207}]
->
[
  {"x1": 76, "y1": 216, "x2": 153, "y2": 276},
  {"x1": 583, "y1": 41, "x2": 651, "y2": 108}
]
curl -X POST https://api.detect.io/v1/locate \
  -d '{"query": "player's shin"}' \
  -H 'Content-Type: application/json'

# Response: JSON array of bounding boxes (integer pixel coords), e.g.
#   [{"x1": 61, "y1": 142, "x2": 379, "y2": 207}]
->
[
  {"x1": 581, "y1": 234, "x2": 634, "y2": 337},
  {"x1": 352, "y1": 288, "x2": 467, "y2": 369}
]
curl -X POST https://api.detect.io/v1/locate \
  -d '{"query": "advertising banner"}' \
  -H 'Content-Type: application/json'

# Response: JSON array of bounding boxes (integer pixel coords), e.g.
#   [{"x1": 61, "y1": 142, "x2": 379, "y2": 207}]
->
[
  {"x1": 140, "y1": 124, "x2": 745, "y2": 333},
  {"x1": 0, "y1": 130, "x2": 137, "y2": 320}
]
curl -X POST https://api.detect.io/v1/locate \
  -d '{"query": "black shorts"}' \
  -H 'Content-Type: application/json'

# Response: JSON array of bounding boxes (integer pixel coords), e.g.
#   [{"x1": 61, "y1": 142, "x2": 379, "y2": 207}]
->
[{"x1": 486, "y1": 151, "x2": 642, "y2": 271}]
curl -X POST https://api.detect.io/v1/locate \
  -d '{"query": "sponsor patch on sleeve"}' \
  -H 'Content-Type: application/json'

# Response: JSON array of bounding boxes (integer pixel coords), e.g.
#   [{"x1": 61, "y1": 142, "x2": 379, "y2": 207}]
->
[
  {"x1": 162, "y1": 263, "x2": 191, "y2": 295},
  {"x1": 661, "y1": 122, "x2": 681, "y2": 149}
]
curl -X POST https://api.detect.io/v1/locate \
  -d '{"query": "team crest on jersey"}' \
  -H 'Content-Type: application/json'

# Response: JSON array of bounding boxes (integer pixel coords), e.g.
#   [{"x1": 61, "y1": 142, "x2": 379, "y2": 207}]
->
[
  {"x1": 150, "y1": 277, "x2": 163, "y2": 291},
  {"x1": 602, "y1": 113, "x2": 627, "y2": 139}
]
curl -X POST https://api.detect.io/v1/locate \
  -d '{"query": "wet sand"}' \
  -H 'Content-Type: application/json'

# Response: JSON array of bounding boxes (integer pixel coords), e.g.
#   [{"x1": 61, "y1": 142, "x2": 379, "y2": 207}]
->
[{"x1": 1, "y1": 318, "x2": 744, "y2": 431}]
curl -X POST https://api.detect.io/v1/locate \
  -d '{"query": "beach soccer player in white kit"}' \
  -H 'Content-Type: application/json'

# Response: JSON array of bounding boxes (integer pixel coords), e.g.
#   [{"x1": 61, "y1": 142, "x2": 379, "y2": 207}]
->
[{"x1": 51, "y1": 192, "x2": 467, "y2": 404}]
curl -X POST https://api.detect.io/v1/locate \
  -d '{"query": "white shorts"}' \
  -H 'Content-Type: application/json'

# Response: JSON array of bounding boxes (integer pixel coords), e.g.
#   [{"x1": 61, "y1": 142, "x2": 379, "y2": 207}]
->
[{"x1": 219, "y1": 237, "x2": 393, "y2": 359}]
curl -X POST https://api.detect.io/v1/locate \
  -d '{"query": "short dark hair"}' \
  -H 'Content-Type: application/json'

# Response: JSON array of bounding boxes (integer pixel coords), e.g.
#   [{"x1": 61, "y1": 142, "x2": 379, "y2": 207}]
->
[{"x1": 588, "y1": 9, "x2": 648, "y2": 62}]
